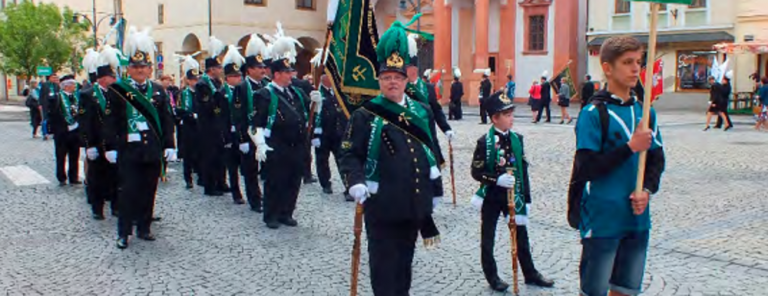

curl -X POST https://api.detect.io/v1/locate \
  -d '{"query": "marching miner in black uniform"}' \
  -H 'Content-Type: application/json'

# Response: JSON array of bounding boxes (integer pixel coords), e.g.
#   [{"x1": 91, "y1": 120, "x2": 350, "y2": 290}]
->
[
  {"x1": 104, "y1": 27, "x2": 176, "y2": 249},
  {"x1": 291, "y1": 70, "x2": 318, "y2": 184},
  {"x1": 217, "y1": 45, "x2": 246, "y2": 205},
  {"x1": 310, "y1": 73, "x2": 350, "y2": 200},
  {"x1": 48, "y1": 73, "x2": 82, "y2": 186},
  {"x1": 477, "y1": 68, "x2": 493, "y2": 124},
  {"x1": 251, "y1": 28, "x2": 310, "y2": 229},
  {"x1": 469, "y1": 90, "x2": 554, "y2": 292},
  {"x1": 340, "y1": 21, "x2": 444, "y2": 295},
  {"x1": 174, "y1": 54, "x2": 202, "y2": 189},
  {"x1": 196, "y1": 36, "x2": 229, "y2": 196},
  {"x1": 79, "y1": 46, "x2": 121, "y2": 219},
  {"x1": 233, "y1": 33, "x2": 270, "y2": 212}
]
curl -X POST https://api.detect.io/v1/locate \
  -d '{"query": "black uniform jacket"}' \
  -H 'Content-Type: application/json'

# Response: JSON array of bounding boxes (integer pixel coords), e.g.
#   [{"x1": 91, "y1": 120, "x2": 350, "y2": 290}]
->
[{"x1": 470, "y1": 131, "x2": 532, "y2": 204}]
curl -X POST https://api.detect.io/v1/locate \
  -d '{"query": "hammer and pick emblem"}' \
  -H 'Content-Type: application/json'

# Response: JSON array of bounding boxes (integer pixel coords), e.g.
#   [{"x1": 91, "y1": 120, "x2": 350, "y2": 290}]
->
[{"x1": 352, "y1": 66, "x2": 367, "y2": 82}]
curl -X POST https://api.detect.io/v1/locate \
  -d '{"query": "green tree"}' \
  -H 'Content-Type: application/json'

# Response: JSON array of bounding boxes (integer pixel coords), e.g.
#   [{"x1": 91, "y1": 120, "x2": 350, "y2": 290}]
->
[{"x1": 0, "y1": 2, "x2": 89, "y2": 81}]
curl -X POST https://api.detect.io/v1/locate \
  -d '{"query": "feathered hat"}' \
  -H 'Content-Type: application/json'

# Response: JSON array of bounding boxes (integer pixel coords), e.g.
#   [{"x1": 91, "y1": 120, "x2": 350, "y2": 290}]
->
[
  {"x1": 96, "y1": 45, "x2": 121, "y2": 79},
  {"x1": 407, "y1": 33, "x2": 419, "y2": 68},
  {"x1": 174, "y1": 52, "x2": 201, "y2": 80},
  {"x1": 124, "y1": 26, "x2": 155, "y2": 66},
  {"x1": 486, "y1": 90, "x2": 515, "y2": 116},
  {"x1": 376, "y1": 21, "x2": 412, "y2": 76},
  {"x1": 205, "y1": 36, "x2": 227, "y2": 70},
  {"x1": 423, "y1": 69, "x2": 431, "y2": 80},
  {"x1": 453, "y1": 67, "x2": 462, "y2": 79},
  {"x1": 473, "y1": 68, "x2": 491, "y2": 77},
  {"x1": 309, "y1": 48, "x2": 328, "y2": 68},
  {"x1": 541, "y1": 70, "x2": 549, "y2": 80},
  {"x1": 82, "y1": 48, "x2": 100, "y2": 82},
  {"x1": 245, "y1": 34, "x2": 268, "y2": 69},
  {"x1": 268, "y1": 21, "x2": 303, "y2": 73},
  {"x1": 222, "y1": 45, "x2": 246, "y2": 77}
]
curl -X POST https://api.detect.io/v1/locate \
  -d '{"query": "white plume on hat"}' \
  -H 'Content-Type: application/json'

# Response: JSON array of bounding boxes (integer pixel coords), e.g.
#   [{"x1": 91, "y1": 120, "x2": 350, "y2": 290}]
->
[
  {"x1": 541, "y1": 70, "x2": 549, "y2": 79},
  {"x1": 174, "y1": 52, "x2": 201, "y2": 73},
  {"x1": 124, "y1": 26, "x2": 156, "y2": 59},
  {"x1": 208, "y1": 36, "x2": 226, "y2": 58},
  {"x1": 725, "y1": 70, "x2": 733, "y2": 80},
  {"x1": 453, "y1": 67, "x2": 462, "y2": 78},
  {"x1": 245, "y1": 34, "x2": 267, "y2": 58},
  {"x1": 222, "y1": 45, "x2": 246, "y2": 67},
  {"x1": 98, "y1": 45, "x2": 122, "y2": 70},
  {"x1": 82, "y1": 48, "x2": 100, "y2": 74},
  {"x1": 423, "y1": 69, "x2": 431, "y2": 79},
  {"x1": 310, "y1": 48, "x2": 328, "y2": 67},
  {"x1": 474, "y1": 68, "x2": 491, "y2": 76},
  {"x1": 407, "y1": 34, "x2": 419, "y2": 58},
  {"x1": 270, "y1": 21, "x2": 303, "y2": 63}
]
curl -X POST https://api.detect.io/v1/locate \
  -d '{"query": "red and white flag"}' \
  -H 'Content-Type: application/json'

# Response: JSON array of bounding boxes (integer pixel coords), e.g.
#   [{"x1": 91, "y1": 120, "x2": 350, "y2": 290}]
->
[{"x1": 640, "y1": 58, "x2": 663, "y2": 102}]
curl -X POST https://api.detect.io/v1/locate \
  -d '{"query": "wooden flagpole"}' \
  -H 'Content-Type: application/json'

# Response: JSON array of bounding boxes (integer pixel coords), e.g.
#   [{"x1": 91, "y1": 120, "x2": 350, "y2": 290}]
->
[{"x1": 635, "y1": 2, "x2": 660, "y2": 195}]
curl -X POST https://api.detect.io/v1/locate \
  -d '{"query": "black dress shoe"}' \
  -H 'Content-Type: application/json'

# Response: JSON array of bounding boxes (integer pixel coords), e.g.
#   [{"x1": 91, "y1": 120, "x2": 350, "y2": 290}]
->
[
  {"x1": 205, "y1": 190, "x2": 224, "y2": 196},
  {"x1": 525, "y1": 273, "x2": 555, "y2": 287},
  {"x1": 250, "y1": 207, "x2": 263, "y2": 213},
  {"x1": 266, "y1": 221, "x2": 280, "y2": 229},
  {"x1": 185, "y1": 183, "x2": 194, "y2": 189},
  {"x1": 322, "y1": 187, "x2": 333, "y2": 194},
  {"x1": 303, "y1": 177, "x2": 317, "y2": 184},
  {"x1": 489, "y1": 279, "x2": 510, "y2": 292},
  {"x1": 59, "y1": 182, "x2": 67, "y2": 187},
  {"x1": 137, "y1": 233, "x2": 156, "y2": 241},
  {"x1": 70, "y1": 181, "x2": 82, "y2": 185},
  {"x1": 151, "y1": 216, "x2": 162, "y2": 222},
  {"x1": 116, "y1": 237, "x2": 128, "y2": 249},
  {"x1": 234, "y1": 198, "x2": 246, "y2": 205},
  {"x1": 279, "y1": 218, "x2": 298, "y2": 227},
  {"x1": 344, "y1": 193, "x2": 354, "y2": 202},
  {"x1": 724, "y1": 126, "x2": 733, "y2": 131},
  {"x1": 92, "y1": 213, "x2": 105, "y2": 220}
]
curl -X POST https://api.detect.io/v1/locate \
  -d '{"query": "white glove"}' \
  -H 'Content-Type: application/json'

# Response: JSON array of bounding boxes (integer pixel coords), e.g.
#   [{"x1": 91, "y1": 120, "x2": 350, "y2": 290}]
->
[
  {"x1": 164, "y1": 149, "x2": 177, "y2": 162},
  {"x1": 432, "y1": 197, "x2": 442, "y2": 210},
  {"x1": 193, "y1": 113, "x2": 198, "y2": 119},
  {"x1": 445, "y1": 130, "x2": 455, "y2": 142},
  {"x1": 239, "y1": 143, "x2": 250, "y2": 154},
  {"x1": 86, "y1": 148, "x2": 99, "y2": 160},
  {"x1": 349, "y1": 184, "x2": 369, "y2": 204},
  {"x1": 471, "y1": 195, "x2": 484, "y2": 211},
  {"x1": 496, "y1": 174, "x2": 516, "y2": 189},
  {"x1": 310, "y1": 90, "x2": 323, "y2": 104},
  {"x1": 253, "y1": 128, "x2": 273, "y2": 162},
  {"x1": 311, "y1": 138, "x2": 321, "y2": 148},
  {"x1": 224, "y1": 143, "x2": 232, "y2": 149},
  {"x1": 105, "y1": 151, "x2": 118, "y2": 164}
]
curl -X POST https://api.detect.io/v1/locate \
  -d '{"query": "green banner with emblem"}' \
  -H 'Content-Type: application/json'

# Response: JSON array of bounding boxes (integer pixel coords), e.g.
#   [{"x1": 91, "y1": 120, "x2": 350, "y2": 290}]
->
[{"x1": 550, "y1": 63, "x2": 578, "y2": 100}]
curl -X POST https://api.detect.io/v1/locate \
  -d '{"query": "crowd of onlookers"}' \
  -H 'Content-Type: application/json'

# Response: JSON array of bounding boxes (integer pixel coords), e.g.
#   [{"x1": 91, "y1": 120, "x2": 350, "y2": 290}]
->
[{"x1": 754, "y1": 77, "x2": 768, "y2": 131}]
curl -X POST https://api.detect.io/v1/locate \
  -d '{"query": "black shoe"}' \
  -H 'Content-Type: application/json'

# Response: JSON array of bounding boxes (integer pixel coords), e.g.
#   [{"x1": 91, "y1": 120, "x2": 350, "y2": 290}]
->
[
  {"x1": 70, "y1": 181, "x2": 82, "y2": 186},
  {"x1": 151, "y1": 216, "x2": 162, "y2": 222},
  {"x1": 724, "y1": 126, "x2": 733, "y2": 131},
  {"x1": 303, "y1": 177, "x2": 317, "y2": 184},
  {"x1": 525, "y1": 273, "x2": 555, "y2": 288},
  {"x1": 489, "y1": 279, "x2": 510, "y2": 292},
  {"x1": 279, "y1": 218, "x2": 298, "y2": 227},
  {"x1": 545, "y1": 119, "x2": 551, "y2": 123},
  {"x1": 234, "y1": 198, "x2": 246, "y2": 205},
  {"x1": 137, "y1": 233, "x2": 157, "y2": 241},
  {"x1": 92, "y1": 213, "x2": 105, "y2": 220},
  {"x1": 344, "y1": 193, "x2": 354, "y2": 202},
  {"x1": 559, "y1": 120, "x2": 565, "y2": 124},
  {"x1": 59, "y1": 182, "x2": 67, "y2": 187},
  {"x1": 266, "y1": 220, "x2": 280, "y2": 229},
  {"x1": 714, "y1": 125, "x2": 722, "y2": 129},
  {"x1": 567, "y1": 118, "x2": 574, "y2": 124},
  {"x1": 205, "y1": 190, "x2": 224, "y2": 196},
  {"x1": 116, "y1": 237, "x2": 128, "y2": 249},
  {"x1": 703, "y1": 126, "x2": 711, "y2": 131},
  {"x1": 185, "y1": 183, "x2": 194, "y2": 189},
  {"x1": 322, "y1": 187, "x2": 333, "y2": 194},
  {"x1": 250, "y1": 206, "x2": 263, "y2": 213}
]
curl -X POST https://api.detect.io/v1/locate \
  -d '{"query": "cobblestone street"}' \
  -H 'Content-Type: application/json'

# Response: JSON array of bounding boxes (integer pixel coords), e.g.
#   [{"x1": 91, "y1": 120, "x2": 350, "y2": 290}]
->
[{"x1": 0, "y1": 109, "x2": 766, "y2": 296}]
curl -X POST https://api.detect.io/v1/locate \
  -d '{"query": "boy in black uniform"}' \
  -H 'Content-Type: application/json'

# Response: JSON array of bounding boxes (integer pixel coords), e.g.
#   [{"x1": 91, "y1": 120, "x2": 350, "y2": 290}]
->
[
  {"x1": 311, "y1": 74, "x2": 351, "y2": 200},
  {"x1": 103, "y1": 27, "x2": 176, "y2": 249},
  {"x1": 48, "y1": 74, "x2": 82, "y2": 186},
  {"x1": 218, "y1": 45, "x2": 246, "y2": 204},
  {"x1": 252, "y1": 29, "x2": 310, "y2": 229},
  {"x1": 340, "y1": 21, "x2": 444, "y2": 295},
  {"x1": 175, "y1": 54, "x2": 202, "y2": 189},
  {"x1": 196, "y1": 36, "x2": 228, "y2": 196},
  {"x1": 80, "y1": 45, "x2": 120, "y2": 219},
  {"x1": 235, "y1": 34, "x2": 270, "y2": 212},
  {"x1": 470, "y1": 90, "x2": 554, "y2": 292}
]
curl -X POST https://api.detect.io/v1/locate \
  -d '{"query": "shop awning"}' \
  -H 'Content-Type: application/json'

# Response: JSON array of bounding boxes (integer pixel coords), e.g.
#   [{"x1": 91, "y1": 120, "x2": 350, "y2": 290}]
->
[
  {"x1": 588, "y1": 31, "x2": 734, "y2": 47},
  {"x1": 713, "y1": 42, "x2": 768, "y2": 54}
]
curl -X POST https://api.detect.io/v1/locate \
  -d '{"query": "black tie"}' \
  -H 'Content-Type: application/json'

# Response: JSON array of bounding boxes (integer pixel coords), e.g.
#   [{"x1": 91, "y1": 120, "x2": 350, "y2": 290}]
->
[{"x1": 283, "y1": 88, "x2": 293, "y2": 105}]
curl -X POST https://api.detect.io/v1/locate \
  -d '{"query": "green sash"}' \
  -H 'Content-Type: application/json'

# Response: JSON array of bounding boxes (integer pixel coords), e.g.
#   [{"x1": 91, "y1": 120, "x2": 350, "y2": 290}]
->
[
  {"x1": 244, "y1": 80, "x2": 255, "y2": 123},
  {"x1": 364, "y1": 95, "x2": 438, "y2": 194},
  {"x1": 224, "y1": 85, "x2": 241, "y2": 124},
  {"x1": 59, "y1": 91, "x2": 80, "y2": 126},
  {"x1": 201, "y1": 74, "x2": 216, "y2": 93},
  {"x1": 179, "y1": 87, "x2": 194, "y2": 112},
  {"x1": 472, "y1": 127, "x2": 528, "y2": 224},
  {"x1": 117, "y1": 80, "x2": 162, "y2": 139},
  {"x1": 264, "y1": 84, "x2": 307, "y2": 138},
  {"x1": 406, "y1": 78, "x2": 430, "y2": 104},
  {"x1": 94, "y1": 86, "x2": 107, "y2": 112}
]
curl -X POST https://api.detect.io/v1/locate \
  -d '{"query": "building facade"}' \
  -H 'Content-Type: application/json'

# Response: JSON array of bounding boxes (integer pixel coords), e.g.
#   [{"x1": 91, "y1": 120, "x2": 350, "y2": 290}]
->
[
  {"x1": 375, "y1": 0, "x2": 586, "y2": 105},
  {"x1": 585, "y1": 0, "x2": 767, "y2": 99}
]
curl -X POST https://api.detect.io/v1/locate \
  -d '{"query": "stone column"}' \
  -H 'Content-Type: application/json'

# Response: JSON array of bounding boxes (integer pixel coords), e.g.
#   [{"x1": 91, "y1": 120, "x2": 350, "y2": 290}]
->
[
  {"x1": 474, "y1": 0, "x2": 490, "y2": 70},
  {"x1": 433, "y1": 0, "x2": 452, "y2": 101}
]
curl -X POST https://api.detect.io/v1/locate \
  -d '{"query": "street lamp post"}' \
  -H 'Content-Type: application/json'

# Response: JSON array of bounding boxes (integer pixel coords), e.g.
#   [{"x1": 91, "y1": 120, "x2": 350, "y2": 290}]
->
[{"x1": 73, "y1": 12, "x2": 117, "y2": 49}]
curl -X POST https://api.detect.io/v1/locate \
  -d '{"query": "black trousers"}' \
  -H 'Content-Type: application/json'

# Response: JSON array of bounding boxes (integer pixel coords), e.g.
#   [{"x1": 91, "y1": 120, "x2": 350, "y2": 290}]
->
[
  {"x1": 262, "y1": 142, "x2": 304, "y2": 223},
  {"x1": 536, "y1": 100, "x2": 551, "y2": 122},
  {"x1": 365, "y1": 217, "x2": 420, "y2": 296},
  {"x1": 304, "y1": 142, "x2": 313, "y2": 180},
  {"x1": 226, "y1": 141, "x2": 262, "y2": 208},
  {"x1": 481, "y1": 199, "x2": 538, "y2": 285},
  {"x1": 449, "y1": 100, "x2": 463, "y2": 120},
  {"x1": 87, "y1": 156, "x2": 118, "y2": 215},
  {"x1": 202, "y1": 141, "x2": 226, "y2": 193},
  {"x1": 54, "y1": 130, "x2": 80, "y2": 183},
  {"x1": 715, "y1": 110, "x2": 732, "y2": 128},
  {"x1": 479, "y1": 99, "x2": 488, "y2": 124},
  {"x1": 180, "y1": 125, "x2": 200, "y2": 185},
  {"x1": 117, "y1": 160, "x2": 161, "y2": 237},
  {"x1": 315, "y1": 136, "x2": 344, "y2": 191}
]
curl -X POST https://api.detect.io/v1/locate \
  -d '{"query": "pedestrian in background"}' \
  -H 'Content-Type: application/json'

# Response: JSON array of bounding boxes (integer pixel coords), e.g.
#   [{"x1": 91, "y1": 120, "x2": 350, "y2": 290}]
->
[
  {"x1": 528, "y1": 80, "x2": 541, "y2": 123},
  {"x1": 581, "y1": 74, "x2": 596, "y2": 108},
  {"x1": 505, "y1": 75, "x2": 516, "y2": 101},
  {"x1": 535, "y1": 74, "x2": 552, "y2": 123},
  {"x1": 755, "y1": 77, "x2": 768, "y2": 131},
  {"x1": 715, "y1": 75, "x2": 733, "y2": 130},
  {"x1": 557, "y1": 77, "x2": 573, "y2": 124},
  {"x1": 704, "y1": 76, "x2": 732, "y2": 131},
  {"x1": 449, "y1": 68, "x2": 464, "y2": 120},
  {"x1": 25, "y1": 80, "x2": 42, "y2": 138}
]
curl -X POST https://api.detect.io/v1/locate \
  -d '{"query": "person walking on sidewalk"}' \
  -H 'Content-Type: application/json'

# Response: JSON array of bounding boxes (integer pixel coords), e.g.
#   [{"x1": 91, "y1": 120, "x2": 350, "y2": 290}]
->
[{"x1": 557, "y1": 77, "x2": 573, "y2": 124}]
